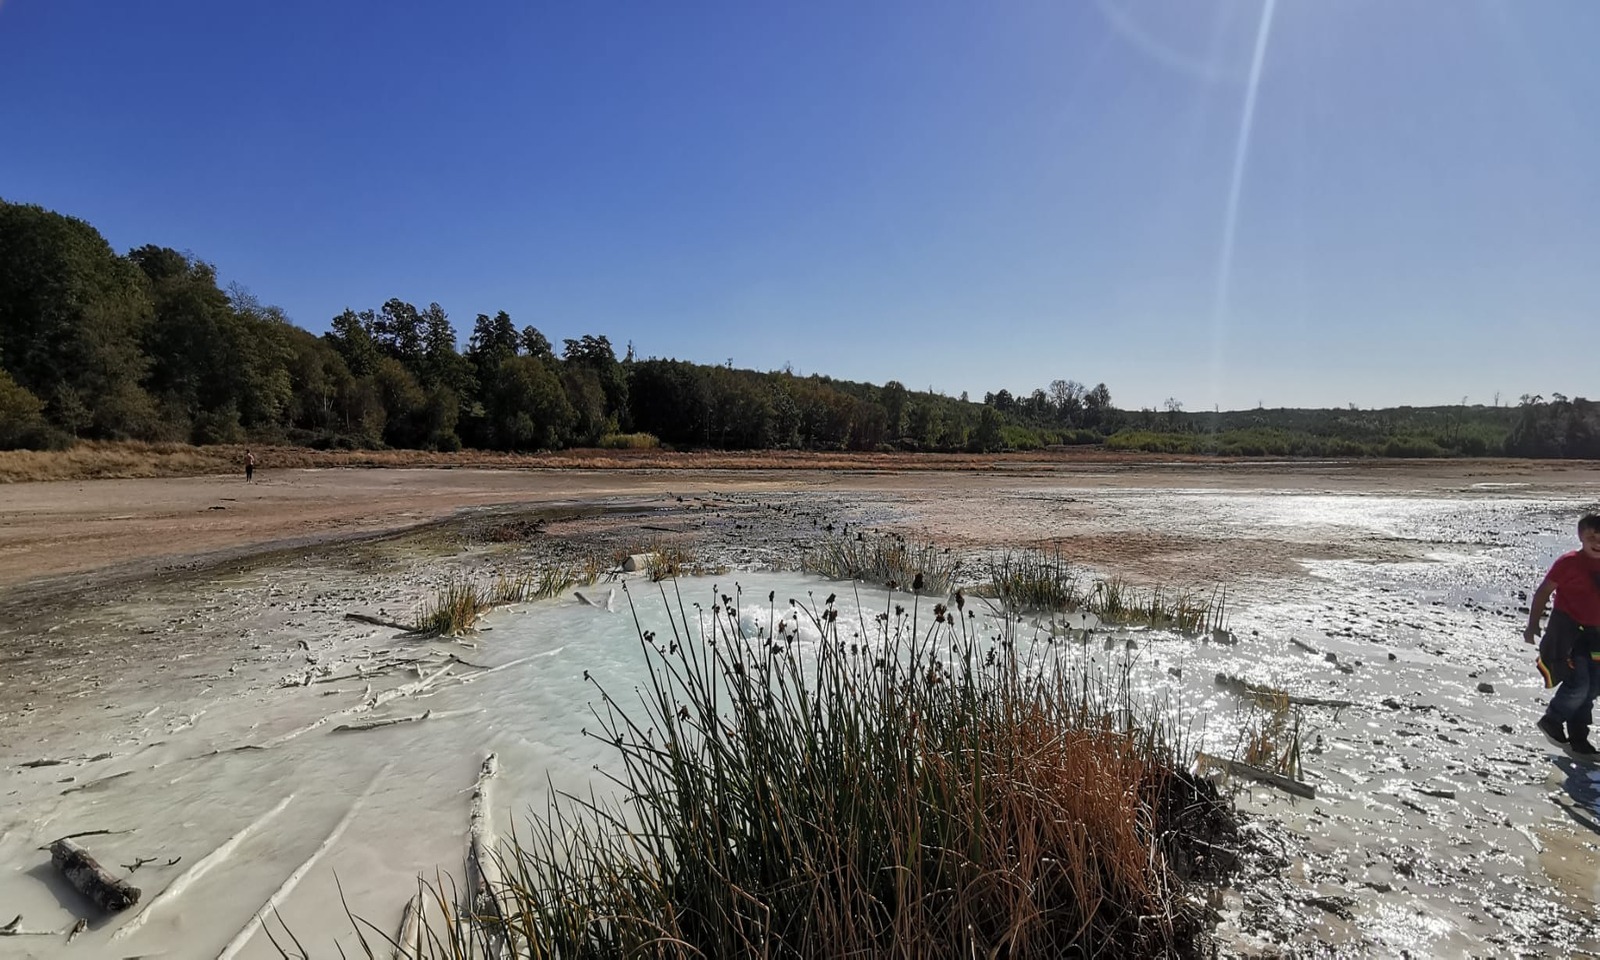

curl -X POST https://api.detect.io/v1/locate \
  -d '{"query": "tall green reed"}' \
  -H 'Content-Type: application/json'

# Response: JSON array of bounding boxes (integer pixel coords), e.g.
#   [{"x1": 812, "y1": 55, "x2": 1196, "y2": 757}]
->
[
  {"x1": 364, "y1": 581, "x2": 1235, "y2": 958},
  {"x1": 800, "y1": 532, "x2": 958, "y2": 593}
]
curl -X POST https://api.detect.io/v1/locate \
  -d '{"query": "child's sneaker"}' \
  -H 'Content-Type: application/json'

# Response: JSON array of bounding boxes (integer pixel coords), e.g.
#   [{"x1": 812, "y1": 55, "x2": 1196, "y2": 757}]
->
[
  {"x1": 1567, "y1": 736, "x2": 1600, "y2": 762},
  {"x1": 1538, "y1": 716, "x2": 1569, "y2": 746}
]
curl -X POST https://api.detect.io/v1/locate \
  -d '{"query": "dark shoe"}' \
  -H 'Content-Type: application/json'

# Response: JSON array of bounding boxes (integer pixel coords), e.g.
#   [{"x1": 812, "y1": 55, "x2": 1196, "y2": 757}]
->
[
  {"x1": 1538, "y1": 716, "x2": 1569, "y2": 746},
  {"x1": 1569, "y1": 736, "x2": 1600, "y2": 761}
]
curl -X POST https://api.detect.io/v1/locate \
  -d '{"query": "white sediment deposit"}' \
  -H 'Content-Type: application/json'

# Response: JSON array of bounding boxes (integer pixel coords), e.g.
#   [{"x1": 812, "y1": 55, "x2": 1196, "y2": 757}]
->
[{"x1": 2, "y1": 484, "x2": 1598, "y2": 956}]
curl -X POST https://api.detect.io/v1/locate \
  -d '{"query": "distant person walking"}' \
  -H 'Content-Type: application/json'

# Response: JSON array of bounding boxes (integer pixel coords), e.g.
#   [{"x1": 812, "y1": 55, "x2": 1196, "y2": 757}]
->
[
  {"x1": 1527, "y1": 513, "x2": 1600, "y2": 760},
  {"x1": 244, "y1": 450, "x2": 256, "y2": 483}
]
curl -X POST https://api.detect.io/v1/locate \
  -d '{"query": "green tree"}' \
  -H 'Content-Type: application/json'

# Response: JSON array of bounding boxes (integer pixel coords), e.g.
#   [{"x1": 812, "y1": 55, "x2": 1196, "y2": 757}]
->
[
  {"x1": 467, "y1": 311, "x2": 520, "y2": 369},
  {"x1": 482, "y1": 355, "x2": 574, "y2": 450},
  {"x1": 373, "y1": 298, "x2": 425, "y2": 371},
  {"x1": 327, "y1": 309, "x2": 380, "y2": 377},
  {"x1": 520, "y1": 325, "x2": 555, "y2": 361},
  {"x1": 563, "y1": 334, "x2": 629, "y2": 432},
  {"x1": 972, "y1": 406, "x2": 1003, "y2": 452},
  {"x1": 0, "y1": 200, "x2": 157, "y2": 438},
  {"x1": 880, "y1": 380, "x2": 908, "y2": 441},
  {"x1": 0, "y1": 367, "x2": 53, "y2": 449}
]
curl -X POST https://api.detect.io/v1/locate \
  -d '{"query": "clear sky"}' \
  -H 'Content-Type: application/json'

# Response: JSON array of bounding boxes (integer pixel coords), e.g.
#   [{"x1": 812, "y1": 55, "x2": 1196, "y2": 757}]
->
[{"x1": 2, "y1": 0, "x2": 1596, "y2": 411}]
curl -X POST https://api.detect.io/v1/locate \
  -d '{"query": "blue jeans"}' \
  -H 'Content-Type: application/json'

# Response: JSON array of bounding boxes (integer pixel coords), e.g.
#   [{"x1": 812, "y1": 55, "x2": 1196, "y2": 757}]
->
[{"x1": 1545, "y1": 655, "x2": 1600, "y2": 735}]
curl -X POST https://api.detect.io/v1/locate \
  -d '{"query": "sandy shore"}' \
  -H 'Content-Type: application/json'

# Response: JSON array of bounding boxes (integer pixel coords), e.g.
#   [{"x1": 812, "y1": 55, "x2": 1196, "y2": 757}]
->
[{"x1": 3, "y1": 456, "x2": 1600, "y2": 957}]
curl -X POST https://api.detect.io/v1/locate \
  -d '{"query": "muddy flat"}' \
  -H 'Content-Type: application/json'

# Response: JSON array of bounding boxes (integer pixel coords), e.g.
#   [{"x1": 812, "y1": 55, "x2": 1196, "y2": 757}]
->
[
  {"x1": 2, "y1": 456, "x2": 1592, "y2": 591},
  {"x1": 2, "y1": 456, "x2": 1599, "y2": 957}
]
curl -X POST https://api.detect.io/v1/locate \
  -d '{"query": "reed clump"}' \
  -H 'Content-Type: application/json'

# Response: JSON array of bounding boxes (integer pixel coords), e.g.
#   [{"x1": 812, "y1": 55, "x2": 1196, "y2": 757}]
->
[
  {"x1": 974, "y1": 550, "x2": 1229, "y2": 635},
  {"x1": 1089, "y1": 578, "x2": 1229, "y2": 634},
  {"x1": 980, "y1": 548, "x2": 1083, "y2": 609},
  {"x1": 412, "y1": 558, "x2": 605, "y2": 635},
  {"x1": 368, "y1": 585, "x2": 1238, "y2": 958},
  {"x1": 1235, "y1": 691, "x2": 1303, "y2": 780},
  {"x1": 411, "y1": 580, "x2": 493, "y2": 636},
  {"x1": 801, "y1": 532, "x2": 957, "y2": 593},
  {"x1": 644, "y1": 543, "x2": 695, "y2": 581}
]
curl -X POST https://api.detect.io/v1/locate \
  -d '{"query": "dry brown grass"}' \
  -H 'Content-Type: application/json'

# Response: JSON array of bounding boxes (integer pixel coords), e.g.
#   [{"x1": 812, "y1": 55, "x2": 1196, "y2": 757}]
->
[{"x1": 0, "y1": 439, "x2": 1229, "y2": 484}]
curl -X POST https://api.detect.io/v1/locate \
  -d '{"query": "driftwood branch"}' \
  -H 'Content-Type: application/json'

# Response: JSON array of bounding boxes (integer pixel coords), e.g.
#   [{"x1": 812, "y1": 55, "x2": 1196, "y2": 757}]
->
[
  {"x1": 332, "y1": 710, "x2": 432, "y2": 734},
  {"x1": 1213, "y1": 672, "x2": 1354, "y2": 709},
  {"x1": 1197, "y1": 752, "x2": 1316, "y2": 799},
  {"x1": 465, "y1": 753, "x2": 501, "y2": 918},
  {"x1": 50, "y1": 838, "x2": 141, "y2": 912},
  {"x1": 60, "y1": 770, "x2": 134, "y2": 796},
  {"x1": 50, "y1": 829, "x2": 129, "y2": 844},
  {"x1": 344, "y1": 612, "x2": 418, "y2": 632},
  {"x1": 0, "y1": 914, "x2": 56, "y2": 936},
  {"x1": 452, "y1": 655, "x2": 534, "y2": 685}
]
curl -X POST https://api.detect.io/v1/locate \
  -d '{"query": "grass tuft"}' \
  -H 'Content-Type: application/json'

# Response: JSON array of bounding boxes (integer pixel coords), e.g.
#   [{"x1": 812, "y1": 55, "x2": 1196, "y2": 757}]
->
[
  {"x1": 971, "y1": 550, "x2": 1229, "y2": 635},
  {"x1": 801, "y1": 532, "x2": 957, "y2": 593},
  {"x1": 412, "y1": 558, "x2": 606, "y2": 635},
  {"x1": 411, "y1": 580, "x2": 492, "y2": 636}
]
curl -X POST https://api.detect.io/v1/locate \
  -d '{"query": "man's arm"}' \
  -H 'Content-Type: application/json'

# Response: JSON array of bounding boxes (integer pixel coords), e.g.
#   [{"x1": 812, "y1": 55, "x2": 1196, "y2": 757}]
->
[{"x1": 1526, "y1": 578, "x2": 1556, "y2": 644}]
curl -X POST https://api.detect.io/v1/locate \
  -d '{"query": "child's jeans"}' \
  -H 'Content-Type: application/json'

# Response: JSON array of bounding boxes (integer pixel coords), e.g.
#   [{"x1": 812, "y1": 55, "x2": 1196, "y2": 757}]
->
[{"x1": 1545, "y1": 655, "x2": 1600, "y2": 735}]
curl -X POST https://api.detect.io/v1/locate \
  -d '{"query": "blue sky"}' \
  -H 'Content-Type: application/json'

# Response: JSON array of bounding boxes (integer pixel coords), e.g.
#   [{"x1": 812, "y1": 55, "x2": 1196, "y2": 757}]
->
[{"x1": 2, "y1": 0, "x2": 1596, "y2": 410}]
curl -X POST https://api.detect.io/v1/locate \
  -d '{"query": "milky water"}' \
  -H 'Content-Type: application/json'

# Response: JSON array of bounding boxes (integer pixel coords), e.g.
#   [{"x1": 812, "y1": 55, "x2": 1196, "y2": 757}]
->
[{"x1": 4, "y1": 485, "x2": 1600, "y2": 957}]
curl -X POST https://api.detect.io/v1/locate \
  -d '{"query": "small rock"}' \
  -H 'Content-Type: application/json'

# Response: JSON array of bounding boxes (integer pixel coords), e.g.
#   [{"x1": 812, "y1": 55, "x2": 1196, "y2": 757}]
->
[{"x1": 1476, "y1": 682, "x2": 1495, "y2": 694}]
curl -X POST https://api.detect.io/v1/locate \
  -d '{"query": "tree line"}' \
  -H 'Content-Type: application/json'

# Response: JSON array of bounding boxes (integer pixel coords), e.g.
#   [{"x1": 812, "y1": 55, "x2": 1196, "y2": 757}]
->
[
  {"x1": 1, "y1": 198, "x2": 1588, "y2": 459},
  {"x1": 0, "y1": 199, "x2": 1113, "y2": 454}
]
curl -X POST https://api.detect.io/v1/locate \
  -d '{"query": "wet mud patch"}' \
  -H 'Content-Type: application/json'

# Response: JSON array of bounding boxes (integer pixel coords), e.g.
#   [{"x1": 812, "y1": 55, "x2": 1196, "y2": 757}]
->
[{"x1": 4, "y1": 476, "x2": 1600, "y2": 955}]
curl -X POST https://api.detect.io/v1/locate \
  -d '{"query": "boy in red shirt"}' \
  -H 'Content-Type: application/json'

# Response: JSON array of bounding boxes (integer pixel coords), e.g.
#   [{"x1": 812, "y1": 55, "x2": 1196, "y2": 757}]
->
[{"x1": 1525, "y1": 514, "x2": 1600, "y2": 758}]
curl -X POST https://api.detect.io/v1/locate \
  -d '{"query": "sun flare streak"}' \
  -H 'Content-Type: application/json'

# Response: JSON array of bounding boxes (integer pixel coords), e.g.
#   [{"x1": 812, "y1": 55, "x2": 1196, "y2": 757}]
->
[{"x1": 1209, "y1": 0, "x2": 1278, "y2": 408}]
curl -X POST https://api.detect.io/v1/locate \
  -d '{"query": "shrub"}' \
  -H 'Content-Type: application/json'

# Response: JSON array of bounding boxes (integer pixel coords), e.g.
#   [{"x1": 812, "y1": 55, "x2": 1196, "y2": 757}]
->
[{"x1": 599, "y1": 432, "x2": 661, "y2": 450}]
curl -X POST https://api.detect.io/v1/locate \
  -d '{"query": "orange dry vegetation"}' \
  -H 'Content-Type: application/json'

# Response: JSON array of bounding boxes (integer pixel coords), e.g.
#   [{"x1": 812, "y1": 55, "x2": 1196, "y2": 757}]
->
[{"x1": 0, "y1": 440, "x2": 1200, "y2": 484}]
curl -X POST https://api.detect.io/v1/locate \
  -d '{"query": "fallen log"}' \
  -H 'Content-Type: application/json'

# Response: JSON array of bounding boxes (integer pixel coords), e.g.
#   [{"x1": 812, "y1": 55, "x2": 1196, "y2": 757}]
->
[
  {"x1": 1196, "y1": 752, "x2": 1316, "y2": 799},
  {"x1": 1212, "y1": 672, "x2": 1355, "y2": 709},
  {"x1": 50, "y1": 838, "x2": 141, "y2": 912},
  {"x1": 332, "y1": 710, "x2": 432, "y2": 733},
  {"x1": 465, "y1": 753, "x2": 500, "y2": 917}
]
